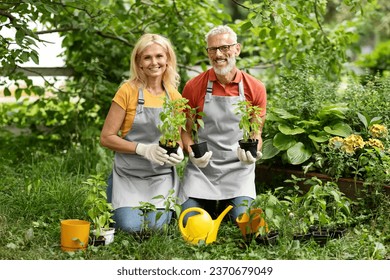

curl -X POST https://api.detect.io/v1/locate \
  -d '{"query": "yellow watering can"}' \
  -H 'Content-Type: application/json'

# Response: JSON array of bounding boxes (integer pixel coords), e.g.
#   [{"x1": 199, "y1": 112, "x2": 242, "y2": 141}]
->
[{"x1": 178, "y1": 205, "x2": 233, "y2": 244}]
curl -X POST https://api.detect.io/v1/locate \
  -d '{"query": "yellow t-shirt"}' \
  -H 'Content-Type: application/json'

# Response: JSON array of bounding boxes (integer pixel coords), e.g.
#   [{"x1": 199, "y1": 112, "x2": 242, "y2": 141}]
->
[{"x1": 112, "y1": 82, "x2": 182, "y2": 137}]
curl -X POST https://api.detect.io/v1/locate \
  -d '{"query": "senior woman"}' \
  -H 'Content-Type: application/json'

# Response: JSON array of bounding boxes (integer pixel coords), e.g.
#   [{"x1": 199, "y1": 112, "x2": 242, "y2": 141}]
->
[{"x1": 100, "y1": 34, "x2": 184, "y2": 233}]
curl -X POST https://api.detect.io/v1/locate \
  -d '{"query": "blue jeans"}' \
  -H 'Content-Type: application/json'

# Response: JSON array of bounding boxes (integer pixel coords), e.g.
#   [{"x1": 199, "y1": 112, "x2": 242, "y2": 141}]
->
[
  {"x1": 106, "y1": 173, "x2": 172, "y2": 233},
  {"x1": 181, "y1": 196, "x2": 253, "y2": 225}
]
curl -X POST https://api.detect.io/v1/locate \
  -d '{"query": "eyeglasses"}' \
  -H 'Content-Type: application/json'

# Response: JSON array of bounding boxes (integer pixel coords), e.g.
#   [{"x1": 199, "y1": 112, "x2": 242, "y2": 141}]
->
[{"x1": 206, "y1": 43, "x2": 237, "y2": 54}]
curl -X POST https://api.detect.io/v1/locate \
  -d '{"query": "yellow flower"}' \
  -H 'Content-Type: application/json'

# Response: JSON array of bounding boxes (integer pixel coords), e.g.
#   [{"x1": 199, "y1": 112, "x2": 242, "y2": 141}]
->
[
  {"x1": 328, "y1": 137, "x2": 344, "y2": 149},
  {"x1": 366, "y1": 138, "x2": 384, "y2": 150},
  {"x1": 341, "y1": 134, "x2": 365, "y2": 154},
  {"x1": 369, "y1": 124, "x2": 388, "y2": 138}
]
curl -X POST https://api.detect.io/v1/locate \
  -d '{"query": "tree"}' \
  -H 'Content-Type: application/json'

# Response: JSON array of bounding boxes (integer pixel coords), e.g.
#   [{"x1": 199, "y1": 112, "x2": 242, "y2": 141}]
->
[{"x1": 0, "y1": 0, "x2": 229, "y2": 145}]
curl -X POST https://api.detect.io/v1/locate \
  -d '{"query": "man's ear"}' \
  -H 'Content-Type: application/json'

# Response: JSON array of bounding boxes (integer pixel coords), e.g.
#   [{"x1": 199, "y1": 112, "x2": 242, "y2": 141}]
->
[{"x1": 235, "y1": 43, "x2": 241, "y2": 56}]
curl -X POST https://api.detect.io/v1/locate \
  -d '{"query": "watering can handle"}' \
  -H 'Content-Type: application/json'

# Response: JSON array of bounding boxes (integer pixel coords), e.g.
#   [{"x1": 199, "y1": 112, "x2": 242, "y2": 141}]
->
[{"x1": 178, "y1": 207, "x2": 207, "y2": 229}]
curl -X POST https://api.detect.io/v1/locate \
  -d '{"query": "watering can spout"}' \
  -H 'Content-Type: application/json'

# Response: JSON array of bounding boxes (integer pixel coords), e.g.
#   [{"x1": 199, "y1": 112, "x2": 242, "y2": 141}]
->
[
  {"x1": 206, "y1": 205, "x2": 233, "y2": 243},
  {"x1": 178, "y1": 205, "x2": 233, "y2": 245}
]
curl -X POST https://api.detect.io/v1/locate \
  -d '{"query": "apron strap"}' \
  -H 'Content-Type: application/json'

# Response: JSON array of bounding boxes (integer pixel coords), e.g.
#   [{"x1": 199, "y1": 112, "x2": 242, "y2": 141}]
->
[
  {"x1": 137, "y1": 83, "x2": 171, "y2": 113},
  {"x1": 238, "y1": 80, "x2": 245, "y2": 100},
  {"x1": 205, "y1": 80, "x2": 213, "y2": 103},
  {"x1": 205, "y1": 75, "x2": 245, "y2": 102},
  {"x1": 137, "y1": 88, "x2": 145, "y2": 113}
]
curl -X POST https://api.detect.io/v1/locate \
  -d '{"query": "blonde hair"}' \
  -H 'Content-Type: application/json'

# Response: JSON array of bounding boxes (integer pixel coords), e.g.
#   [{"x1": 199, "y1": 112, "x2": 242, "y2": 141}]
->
[{"x1": 128, "y1": 34, "x2": 180, "y2": 89}]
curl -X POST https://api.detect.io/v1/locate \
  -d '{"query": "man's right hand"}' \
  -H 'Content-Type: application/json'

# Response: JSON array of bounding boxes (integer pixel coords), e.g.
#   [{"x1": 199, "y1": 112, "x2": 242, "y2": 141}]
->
[
  {"x1": 136, "y1": 143, "x2": 169, "y2": 165},
  {"x1": 189, "y1": 151, "x2": 213, "y2": 168}
]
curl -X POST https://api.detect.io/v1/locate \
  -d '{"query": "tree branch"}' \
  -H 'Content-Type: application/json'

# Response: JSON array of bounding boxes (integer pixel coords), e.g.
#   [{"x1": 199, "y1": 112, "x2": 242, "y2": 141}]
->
[{"x1": 231, "y1": 0, "x2": 251, "y2": 10}]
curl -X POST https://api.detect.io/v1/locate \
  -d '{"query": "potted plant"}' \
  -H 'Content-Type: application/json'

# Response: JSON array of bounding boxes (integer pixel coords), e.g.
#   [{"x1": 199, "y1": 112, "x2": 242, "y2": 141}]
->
[
  {"x1": 300, "y1": 177, "x2": 351, "y2": 245},
  {"x1": 284, "y1": 192, "x2": 311, "y2": 242},
  {"x1": 247, "y1": 190, "x2": 287, "y2": 245},
  {"x1": 83, "y1": 174, "x2": 115, "y2": 246},
  {"x1": 188, "y1": 107, "x2": 209, "y2": 158},
  {"x1": 158, "y1": 97, "x2": 190, "y2": 154},
  {"x1": 234, "y1": 100, "x2": 263, "y2": 157},
  {"x1": 134, "y1": 189, "x2": 181, "y2": 241}
]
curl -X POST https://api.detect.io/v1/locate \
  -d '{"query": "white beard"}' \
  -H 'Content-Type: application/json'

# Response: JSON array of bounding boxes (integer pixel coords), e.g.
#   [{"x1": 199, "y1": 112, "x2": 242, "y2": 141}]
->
[{"x1": 212, "y1": 56, "x2": 236, "y2": 75}]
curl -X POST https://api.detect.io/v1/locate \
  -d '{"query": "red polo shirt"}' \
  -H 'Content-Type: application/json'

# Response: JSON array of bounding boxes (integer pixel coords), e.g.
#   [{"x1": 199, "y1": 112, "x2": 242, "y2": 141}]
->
[{"x1": 182, "y1": 68, "x2": 267, "y2": 117}]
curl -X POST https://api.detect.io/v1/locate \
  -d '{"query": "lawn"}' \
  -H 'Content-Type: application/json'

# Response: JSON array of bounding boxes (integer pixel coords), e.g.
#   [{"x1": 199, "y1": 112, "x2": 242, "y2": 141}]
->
[{"x1": 0, "y1": 131, "x2": 389, "y2": 260}]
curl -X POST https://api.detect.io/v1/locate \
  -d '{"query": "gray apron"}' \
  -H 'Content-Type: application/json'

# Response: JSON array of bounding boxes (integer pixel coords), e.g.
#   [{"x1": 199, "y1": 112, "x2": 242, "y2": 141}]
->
[
  {"x1": 112, "y1": 87, "x2": 179, "y2": 209},
  {"x1": 180, "y1": 80, "x2": 256, "y2": 200}
]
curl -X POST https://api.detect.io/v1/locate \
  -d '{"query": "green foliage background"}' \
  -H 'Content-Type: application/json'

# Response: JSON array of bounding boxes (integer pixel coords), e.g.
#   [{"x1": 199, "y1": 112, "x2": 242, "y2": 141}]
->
[{"x1": 1, "y1": 0, "x2": 389, "y2": 149}]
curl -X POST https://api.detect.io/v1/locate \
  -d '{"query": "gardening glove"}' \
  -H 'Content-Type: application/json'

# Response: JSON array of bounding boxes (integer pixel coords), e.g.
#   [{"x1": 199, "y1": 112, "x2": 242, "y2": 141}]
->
[
  {"x1": 237, "y1": 147, "x2": 262, "y2": 165},
  {"x1": 165, "y1": 147, "x2": 184, "y2": 167},
  {"x1": 189, "y1": 151, "x2": 213, "y2": 168},
  {"x1": 135, "y1": 143, "x2": 169, "y2": 165}
]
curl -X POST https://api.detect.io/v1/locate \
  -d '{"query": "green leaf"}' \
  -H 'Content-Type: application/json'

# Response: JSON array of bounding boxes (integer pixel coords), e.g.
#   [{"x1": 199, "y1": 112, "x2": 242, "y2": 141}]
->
[
  {"x1": 261, "y1": 139, "x2": 280, "y2": 160},
  {"x1": 286, "y1": 142, "x2": 312, "y2": 165},
  {"x1": 272, "y1": 108, "x2": 299, "y2": 120},
  {"x1": 273, "y1": 133, "x2": 296, "y2": 150},
  {"x1": 278, "y1": 124, "x2": 305, "y2": 135},
  {"x1": 3, "y1": 87, "x2": 11, "y2": 96},
  {"x1": 15, "y1": 29, "x2": 25, "y2": 46},
  {"x1": 323, "y1": 123, "x2": 352, "y2": 137},
  {"x1": 240, "y1": 21, "x2": 253, "y2": 31},
  {"x1": 357, "y1": 112, "x2": 368, "y2": 129},
  {"x1": 308, "y1": 132, "x2": 328, "y2": 143},
  {"x1": 30, "y1": 50, "x2": 39, "y2": 65}
]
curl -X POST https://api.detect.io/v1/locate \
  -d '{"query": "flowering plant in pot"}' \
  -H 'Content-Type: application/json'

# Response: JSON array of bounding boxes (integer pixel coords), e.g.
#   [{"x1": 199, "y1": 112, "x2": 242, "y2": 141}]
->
[
  {"x1": 158, "y1": 97, "x2": 190, "y2": 154},
  {"x1": 187, "y1": 107, "x2": 208, "y2": 158},
  {"x1": 82, "y1": 174, "x2": 115, "y2": 246},
  {"x1": 234, "y1": 100, "x2": 263, "y2": 157}
]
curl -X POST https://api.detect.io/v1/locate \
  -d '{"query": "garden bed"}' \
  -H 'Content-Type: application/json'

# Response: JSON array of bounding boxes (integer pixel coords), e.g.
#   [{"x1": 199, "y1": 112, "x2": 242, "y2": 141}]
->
[{"x1": 255, "y1": 164, "x2": 390, "y2": 199}]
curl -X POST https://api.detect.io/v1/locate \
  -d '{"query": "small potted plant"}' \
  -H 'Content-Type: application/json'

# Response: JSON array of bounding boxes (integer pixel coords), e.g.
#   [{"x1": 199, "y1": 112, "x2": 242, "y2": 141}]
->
[
  {"x1": 301, "y1": 177, "x2": 351, "y2": 245},
  {"x1": 158, "y1": 97, "x2": 190, "y2": 154},
  {"x1": 188, "y1": 107, "x2": 209, "y2": 158},
  {"x1": 83, "y1": 174, "x2": 115, "y2": 246},
  {"x1": 234, "y1": 100, "x2": 263, "y2": 157},
  {"x1": 246, "y1": 190, "x2": 286, "y2": 245}
]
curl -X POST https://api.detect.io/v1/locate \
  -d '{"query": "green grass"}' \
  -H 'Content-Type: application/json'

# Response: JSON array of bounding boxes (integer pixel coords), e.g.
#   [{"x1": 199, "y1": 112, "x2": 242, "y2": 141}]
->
[{"x1": 0, "y1": 132, "x2": 389, "y2": 260}]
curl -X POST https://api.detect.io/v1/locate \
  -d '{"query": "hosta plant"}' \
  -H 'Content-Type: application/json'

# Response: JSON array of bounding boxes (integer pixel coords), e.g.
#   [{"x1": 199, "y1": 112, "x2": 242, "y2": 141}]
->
[{"x1": 261, "y1": 103, "x2": 352, "y2": 166}]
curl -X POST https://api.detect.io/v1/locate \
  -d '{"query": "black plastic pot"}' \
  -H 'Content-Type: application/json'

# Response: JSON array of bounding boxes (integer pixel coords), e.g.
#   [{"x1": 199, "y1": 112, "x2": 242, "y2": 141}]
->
[
  {"x1": 329, "y1": 227, "x2": 348, "y2": 239},
  {"x1": 239, "y1": 139, "x2": 258, "y2": 158},
  {"x1": 190, "y1": 141, "x2": 209, "y2": 158},
  {"x1": 311, "y1": 230, "x2": 331, "y2": 246},
  {"x1": 255, "y1": 230, "x2": 279, "y2": 245},
  {"x1": 293, "y1": 232, "x2": 312, "y2": 242},
  {"x1": 159, "y1": 141, "x2": 179, "y2": 155}
]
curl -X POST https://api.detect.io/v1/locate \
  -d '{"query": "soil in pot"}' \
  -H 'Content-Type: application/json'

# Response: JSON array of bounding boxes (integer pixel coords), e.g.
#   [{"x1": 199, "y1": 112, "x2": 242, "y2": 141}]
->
[
  {"x1": 159, "y1": 141, "x2": 179, "y2": 155},
  {"x1": 239, "y1": 139, "x2": 258, "y2": 158},
  {"x1": 190, "y1": 141, "x2": 209, "y2": 158}
]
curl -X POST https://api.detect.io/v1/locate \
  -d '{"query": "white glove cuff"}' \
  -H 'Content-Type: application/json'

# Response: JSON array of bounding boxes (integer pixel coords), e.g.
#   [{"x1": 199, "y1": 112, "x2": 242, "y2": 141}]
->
[{"x1": 135, "y1": 143, "x2": 146, "y2": 156}]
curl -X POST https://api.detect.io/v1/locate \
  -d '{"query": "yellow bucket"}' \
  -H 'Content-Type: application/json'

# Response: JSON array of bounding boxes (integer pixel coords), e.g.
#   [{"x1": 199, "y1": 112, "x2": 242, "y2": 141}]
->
[{"x1": 60, "y1": 219, "x2": 90, "y2": 252}]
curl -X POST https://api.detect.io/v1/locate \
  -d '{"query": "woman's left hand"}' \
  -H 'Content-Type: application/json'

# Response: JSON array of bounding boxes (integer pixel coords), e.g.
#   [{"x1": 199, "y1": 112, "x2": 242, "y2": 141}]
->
[{"x1": 165, "y1": 147, "x2": 184, "y2": 166}]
